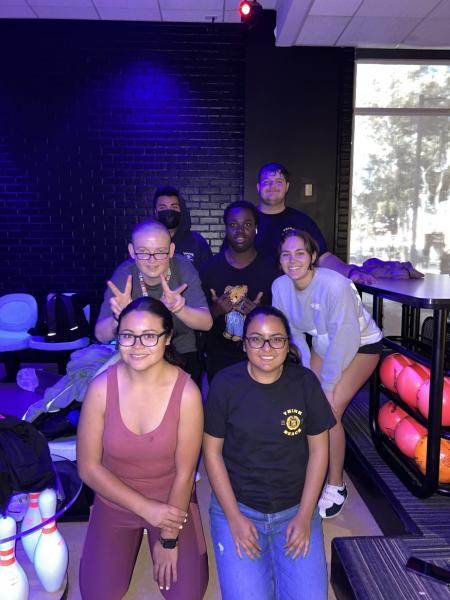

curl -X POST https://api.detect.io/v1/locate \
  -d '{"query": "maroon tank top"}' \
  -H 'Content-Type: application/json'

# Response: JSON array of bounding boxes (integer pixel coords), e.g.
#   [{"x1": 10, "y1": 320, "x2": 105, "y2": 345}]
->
[{"x1": 100, "y1": 362, "x2": 190, "y2": 509}]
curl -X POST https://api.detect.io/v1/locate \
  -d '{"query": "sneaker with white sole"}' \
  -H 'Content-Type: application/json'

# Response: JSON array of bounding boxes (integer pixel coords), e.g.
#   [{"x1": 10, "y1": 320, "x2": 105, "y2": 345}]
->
[{"x1": 318, "y1": 483, "x2": 348, "y2": 519}]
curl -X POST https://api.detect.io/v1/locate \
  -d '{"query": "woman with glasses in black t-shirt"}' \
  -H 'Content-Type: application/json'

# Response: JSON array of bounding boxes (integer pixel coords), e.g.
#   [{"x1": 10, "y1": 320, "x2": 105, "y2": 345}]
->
[{"x1": 203, "y1": 305, "x2": 335, "y2": 600}]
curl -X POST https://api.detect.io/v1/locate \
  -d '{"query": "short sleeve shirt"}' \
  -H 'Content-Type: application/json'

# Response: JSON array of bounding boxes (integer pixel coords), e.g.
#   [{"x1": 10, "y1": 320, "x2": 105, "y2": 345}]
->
[
  {"x1": 97, "y1": 255, "x2": 208, "y2": 353},
  {"x1": 204, "y1": 361, "x2": 336, "y2": 513},
  {"x1": 255, "y1": 207, "x2": 328, "y2": 261},
  {"x1": 199, "y1": 252, "x2": 280, "y2": 364}
]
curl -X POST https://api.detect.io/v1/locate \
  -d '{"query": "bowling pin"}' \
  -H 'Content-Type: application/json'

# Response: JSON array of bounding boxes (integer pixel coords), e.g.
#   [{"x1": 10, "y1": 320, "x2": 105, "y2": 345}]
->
[
  {"x1": 0, "y1": 515, "x2": 29, "y2": 600},
  {"x1": 21, "y1": 492, "x2": 42, "y2": 562},
  {"x1": 33, "y1": 488, "x2": 68, "y2": 593}
]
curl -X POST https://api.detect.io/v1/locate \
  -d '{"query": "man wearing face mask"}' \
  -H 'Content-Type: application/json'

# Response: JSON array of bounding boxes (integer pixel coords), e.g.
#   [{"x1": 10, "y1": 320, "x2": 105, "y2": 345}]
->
[{"x1": 153, "y1": 186, "x2": 212, "y2": 272}]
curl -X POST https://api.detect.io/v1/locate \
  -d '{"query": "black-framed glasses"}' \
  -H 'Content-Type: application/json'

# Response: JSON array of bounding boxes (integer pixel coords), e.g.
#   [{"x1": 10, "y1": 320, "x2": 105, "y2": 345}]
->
[
  {"x1": 117, "y1": 331, "x2": 168, "y2": 347},
  {"x1": 134, "y1": 249, "x2": 170, "y2": 261},
  {"x1": 245, "y1": 335, "x2": 288, "y2": 349}
]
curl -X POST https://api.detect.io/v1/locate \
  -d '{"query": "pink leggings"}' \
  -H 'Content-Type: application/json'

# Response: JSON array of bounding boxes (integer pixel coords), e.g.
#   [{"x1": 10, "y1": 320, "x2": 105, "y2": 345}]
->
[{"x1": 79, "y1": 497, "x2": 209, "y2": 600}]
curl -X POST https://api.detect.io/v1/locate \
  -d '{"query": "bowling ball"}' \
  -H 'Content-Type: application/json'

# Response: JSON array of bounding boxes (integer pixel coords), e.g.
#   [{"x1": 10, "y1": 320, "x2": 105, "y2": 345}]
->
[
  {"x1": 378, "y1": 401, "x2": 408, "y2": 439},
  {"x1": 414, "y1": 436, "x2": 450, "y2": 484},
  {"x1": 394, "y1": 416, "x2": 427, "y2": 458},
  {"x1": 379, "y1": 353, "x2": 412, "y2": 392},
  {"x1": 396, "y1": 363, "x2": 431, "y2": 409},
  {"x1": 417, "y1": 377, "x2": 450, "y2": 427}
]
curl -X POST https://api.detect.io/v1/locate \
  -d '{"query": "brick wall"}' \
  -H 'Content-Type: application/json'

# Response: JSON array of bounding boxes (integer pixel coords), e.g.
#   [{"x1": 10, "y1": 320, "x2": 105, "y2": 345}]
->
[{"x1": 0, "y1": 20, "x2": 245, "y2": 312}]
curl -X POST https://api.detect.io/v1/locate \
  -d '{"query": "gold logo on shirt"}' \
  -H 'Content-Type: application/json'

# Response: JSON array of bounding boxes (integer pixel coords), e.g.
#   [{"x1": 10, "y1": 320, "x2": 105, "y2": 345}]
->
[{"x1": 281, "y1": 408, "x2": 302, "y2": 436}]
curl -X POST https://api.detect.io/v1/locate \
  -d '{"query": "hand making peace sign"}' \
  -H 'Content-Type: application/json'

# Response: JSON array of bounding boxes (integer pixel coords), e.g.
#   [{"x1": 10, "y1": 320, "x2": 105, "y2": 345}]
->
[
  {"x1": 107, "y1": 275, "x2": 133, "y2": 320},
  {"x1": 160, "y1": 275, "x2": 188, "y2": 315}
]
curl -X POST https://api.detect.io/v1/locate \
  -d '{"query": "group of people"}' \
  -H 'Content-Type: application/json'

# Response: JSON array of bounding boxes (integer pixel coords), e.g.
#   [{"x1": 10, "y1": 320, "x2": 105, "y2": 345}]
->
[{"x1": 77, "y1": 163, "x2": 422, "y2": 599}]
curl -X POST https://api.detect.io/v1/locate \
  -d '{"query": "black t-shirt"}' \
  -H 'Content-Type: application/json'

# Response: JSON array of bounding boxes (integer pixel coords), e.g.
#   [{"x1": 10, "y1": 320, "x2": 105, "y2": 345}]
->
[
  {"x1": 204, "y1": 361, "x2": 336, "y2": 513},
  {"x1": 199, "y1": 252, "x2": 280, "y2": 367},
  {"x1": 255, "y1": 207, "x2": 328, "y2": 261}
]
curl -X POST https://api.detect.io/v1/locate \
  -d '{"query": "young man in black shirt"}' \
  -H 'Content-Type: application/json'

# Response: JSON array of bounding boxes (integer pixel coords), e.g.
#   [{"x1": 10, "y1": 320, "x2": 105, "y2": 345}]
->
[
  {"x1": 255, "y1": 162, "x2": 328, "y2": 260},
  {"x1": 256, "y1": 162, "x2": 423, "y2": 281},
  {"x1": 200, "y1": 201, "x2": 279, "y2": 382}
]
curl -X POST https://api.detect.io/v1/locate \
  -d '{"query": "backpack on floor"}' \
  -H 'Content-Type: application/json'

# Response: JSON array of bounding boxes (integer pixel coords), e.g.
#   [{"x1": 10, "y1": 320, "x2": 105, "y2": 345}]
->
[
  {"x1": 32, "y1": 400, "x2": 82, "y2": 440},
  {"x1": 44, "y1": 293, "x2": 90, "y2": 343},
  {"x1": 0, "y1": 414, "x2": 56, "y2": 514}
]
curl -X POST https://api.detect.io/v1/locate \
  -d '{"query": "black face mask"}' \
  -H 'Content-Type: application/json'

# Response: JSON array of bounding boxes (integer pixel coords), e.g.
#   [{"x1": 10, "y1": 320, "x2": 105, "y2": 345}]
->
[{"x1": 157, "y1": 209, "x2": 181, "y2": 229}]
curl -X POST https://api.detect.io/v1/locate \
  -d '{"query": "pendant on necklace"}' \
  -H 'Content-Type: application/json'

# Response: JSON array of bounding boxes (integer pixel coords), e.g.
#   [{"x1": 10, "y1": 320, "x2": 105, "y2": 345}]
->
[{"x1": 138, "y1": 267, "x2": 171, "y2": 296}]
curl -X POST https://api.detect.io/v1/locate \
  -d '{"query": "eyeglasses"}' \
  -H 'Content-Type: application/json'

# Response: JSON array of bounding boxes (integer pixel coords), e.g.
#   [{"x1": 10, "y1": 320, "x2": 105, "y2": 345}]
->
[
  {"x1": 117, "y1": 331, "x2": 168, "y2": 347},
  {"x1": 134, "y1": 249, "x2": 170, "y2": 261},
  {"x1": 245, "y1": 335, "x2": 288, "y2": 349}
]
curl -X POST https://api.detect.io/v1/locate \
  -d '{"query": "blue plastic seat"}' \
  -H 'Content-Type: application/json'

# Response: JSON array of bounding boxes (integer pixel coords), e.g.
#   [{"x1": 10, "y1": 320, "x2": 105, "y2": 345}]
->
[{"x1": 0, "y1": 293, "x2": 38, "y2": 380}]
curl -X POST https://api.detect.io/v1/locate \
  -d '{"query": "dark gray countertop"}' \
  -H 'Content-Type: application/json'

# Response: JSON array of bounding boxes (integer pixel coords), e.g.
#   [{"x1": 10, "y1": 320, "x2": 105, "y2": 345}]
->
[{"x1": 358, "y1": 274, "x2": 450, "y2": 308}]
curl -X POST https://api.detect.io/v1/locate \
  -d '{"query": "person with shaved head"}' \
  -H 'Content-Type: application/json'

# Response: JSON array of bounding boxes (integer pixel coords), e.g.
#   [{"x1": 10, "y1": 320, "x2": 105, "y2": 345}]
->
[{"x1": 95, "y1": 219, "x2": 212, "y2": 382}]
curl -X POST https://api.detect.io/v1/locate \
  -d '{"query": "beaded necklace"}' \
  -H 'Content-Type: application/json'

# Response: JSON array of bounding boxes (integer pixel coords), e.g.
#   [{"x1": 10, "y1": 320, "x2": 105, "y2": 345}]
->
[{"x1": 137, "y1": 267, "x2": 171, "y2": 296}]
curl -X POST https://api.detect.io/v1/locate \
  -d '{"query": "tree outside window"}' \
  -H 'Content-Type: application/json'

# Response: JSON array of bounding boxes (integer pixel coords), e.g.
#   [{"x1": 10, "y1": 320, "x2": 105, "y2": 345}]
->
[{"x1": 350, "y1": 62, "x2": 450, "y2": 274}]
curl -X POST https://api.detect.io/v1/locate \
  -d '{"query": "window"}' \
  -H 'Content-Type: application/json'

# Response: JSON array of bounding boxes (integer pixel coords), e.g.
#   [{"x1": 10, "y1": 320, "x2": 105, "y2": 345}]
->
[{"x1": 350, "y1": 62, "x2": 450, "y2": 274}]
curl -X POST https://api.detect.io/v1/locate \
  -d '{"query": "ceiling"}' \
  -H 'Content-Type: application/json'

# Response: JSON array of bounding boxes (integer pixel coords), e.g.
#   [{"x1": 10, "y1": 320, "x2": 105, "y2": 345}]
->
[{"x1": 1, "y1": 0, "x2": 450, "y2": 50}]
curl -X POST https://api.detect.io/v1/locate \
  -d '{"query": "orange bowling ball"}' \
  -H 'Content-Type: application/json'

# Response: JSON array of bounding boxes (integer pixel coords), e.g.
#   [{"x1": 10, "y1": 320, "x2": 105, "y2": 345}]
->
[
  {"x1": 394, "y1": 416, "x2": 427, "y2": 458},
  {"x1": 379, "y1": 353, "x2": 412, "y2": 392},
  {"x1": 417, "y1": 377, "x2": 450, "y2": 427},
  {"x1": 396, "y1": 363, "x2": 430, "y2": 409},
  {"x1": 414, "y1": 436, "x2": 450, "y2": 484},
  {"x1": 378, "y1": 401, "x2": 408, "y2": 439}
]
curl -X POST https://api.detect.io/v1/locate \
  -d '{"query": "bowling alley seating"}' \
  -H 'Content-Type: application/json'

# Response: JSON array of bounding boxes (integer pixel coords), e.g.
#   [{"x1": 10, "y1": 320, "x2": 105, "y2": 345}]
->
[
  {"x1": 27, "y1": 293, "x2": 91, "y2": 374},
  {"x1": 0, "y1": 293, "x2": 38, "y2": 382}
]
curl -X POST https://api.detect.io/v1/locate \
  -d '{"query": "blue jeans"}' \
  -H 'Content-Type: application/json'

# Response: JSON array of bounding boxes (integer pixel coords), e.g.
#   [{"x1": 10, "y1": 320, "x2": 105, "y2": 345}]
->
[{"x1": 209, "y1": 493, "x2": 327, "y2": 600}]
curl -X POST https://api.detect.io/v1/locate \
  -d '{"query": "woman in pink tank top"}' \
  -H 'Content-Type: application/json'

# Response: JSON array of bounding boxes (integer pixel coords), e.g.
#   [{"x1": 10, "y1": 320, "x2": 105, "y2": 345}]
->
[{"x1": 77, "y1": 296, "x2": 208, "y2": 600}]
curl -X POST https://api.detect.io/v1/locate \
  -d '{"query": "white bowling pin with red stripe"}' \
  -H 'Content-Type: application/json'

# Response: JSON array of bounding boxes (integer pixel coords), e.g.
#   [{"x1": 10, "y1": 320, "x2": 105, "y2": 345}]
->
[
  {"x1": 33, "y1": 488, "x2": 68, "y2": 592},
  {"x1": 0, "y1": 515, "x2": 29, "y2": 600},
  {"x1": 21, "y1": 492, "x2": 42, "y2": 562}
]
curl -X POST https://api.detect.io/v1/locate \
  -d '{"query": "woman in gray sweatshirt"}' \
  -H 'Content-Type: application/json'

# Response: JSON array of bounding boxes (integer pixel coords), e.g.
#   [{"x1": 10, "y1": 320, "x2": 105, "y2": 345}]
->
[{"x1": 272, "y1": 229, "x2": 382, "y2": 520}]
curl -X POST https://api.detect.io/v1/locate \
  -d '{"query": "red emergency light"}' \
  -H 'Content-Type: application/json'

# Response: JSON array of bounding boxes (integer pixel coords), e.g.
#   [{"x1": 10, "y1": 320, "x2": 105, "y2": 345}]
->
[{"x1": 239, "y1": 1, "x2": 263, "y2": 24}]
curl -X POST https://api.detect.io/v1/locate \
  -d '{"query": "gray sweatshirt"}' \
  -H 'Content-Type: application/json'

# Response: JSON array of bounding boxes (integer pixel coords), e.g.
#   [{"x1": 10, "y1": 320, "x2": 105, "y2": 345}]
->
[{"x1": 272, "y1": 268, "x2": 382, "y2": 391}]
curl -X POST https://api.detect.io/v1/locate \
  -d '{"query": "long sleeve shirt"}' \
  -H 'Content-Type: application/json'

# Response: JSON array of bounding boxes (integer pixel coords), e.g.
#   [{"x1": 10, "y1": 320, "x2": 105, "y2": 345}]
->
[{"x1": 272, "y1": 268, "x2": 382, "y2": 391}]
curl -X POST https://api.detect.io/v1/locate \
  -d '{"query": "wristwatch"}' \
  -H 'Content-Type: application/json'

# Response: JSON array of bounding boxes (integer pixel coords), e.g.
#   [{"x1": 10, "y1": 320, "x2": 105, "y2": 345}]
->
[{"x1": 159, "y1": 536, "x2": 179, "y2": 549}]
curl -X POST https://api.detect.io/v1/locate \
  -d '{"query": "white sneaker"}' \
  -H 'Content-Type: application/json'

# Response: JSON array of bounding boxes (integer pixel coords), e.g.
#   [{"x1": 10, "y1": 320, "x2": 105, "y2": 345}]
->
[{"x1": 318, "y1": 483, "x2": 348, "y2": 519}]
